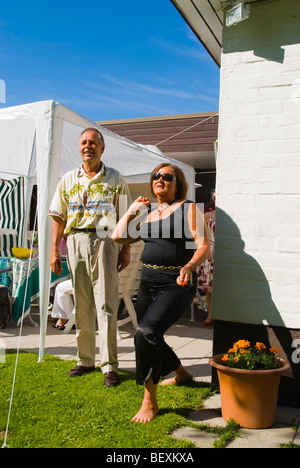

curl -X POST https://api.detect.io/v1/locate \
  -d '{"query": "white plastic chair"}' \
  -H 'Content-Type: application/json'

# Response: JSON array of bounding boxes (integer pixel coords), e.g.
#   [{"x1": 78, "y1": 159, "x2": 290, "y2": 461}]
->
[{"x1": 116, "y1": 241, "x2": 144, "y2": 338}]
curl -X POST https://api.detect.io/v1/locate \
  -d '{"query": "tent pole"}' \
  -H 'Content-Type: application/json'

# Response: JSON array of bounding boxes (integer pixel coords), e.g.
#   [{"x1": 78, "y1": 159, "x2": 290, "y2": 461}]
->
[{"x1": 38, "y1": 103, "x2": 63, "y2": 362}]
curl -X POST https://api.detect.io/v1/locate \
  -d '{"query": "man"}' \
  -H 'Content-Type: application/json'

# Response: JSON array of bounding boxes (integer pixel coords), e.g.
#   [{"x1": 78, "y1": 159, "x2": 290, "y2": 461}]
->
[{"x1": 49, "y1": 128, "x2": 131, "y2": 386}]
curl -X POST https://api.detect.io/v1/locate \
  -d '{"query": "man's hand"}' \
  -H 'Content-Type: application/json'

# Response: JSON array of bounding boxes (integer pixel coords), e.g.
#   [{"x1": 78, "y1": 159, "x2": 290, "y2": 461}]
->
[
  {"x1": 50, "y1": 248, "x2": 63, "y2": 275},
  {"x1": 50, "y1": 217, "x2": 65, "y2": 275},
  {"x1": 117, "y1": 245, "x2": 131, "y2": 272}
]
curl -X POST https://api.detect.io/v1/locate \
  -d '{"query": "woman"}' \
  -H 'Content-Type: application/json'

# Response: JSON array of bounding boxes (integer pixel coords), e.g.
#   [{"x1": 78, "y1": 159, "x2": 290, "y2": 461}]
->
[
  {"x1": 51, "y1": 279, "x2": 73, "y2": 330},
  {"x1": 197, "y1": 192, "x2": 216, "y2": 326},
  {"x1": 112, "y1": 163, "x2": 210, "y2": 423}
]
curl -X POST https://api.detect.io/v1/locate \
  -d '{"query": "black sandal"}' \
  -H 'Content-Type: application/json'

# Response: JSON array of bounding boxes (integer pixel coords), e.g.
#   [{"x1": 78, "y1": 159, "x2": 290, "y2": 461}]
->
[{"x1": 52, "y1": 322, "x2": 65, "y2": 331}]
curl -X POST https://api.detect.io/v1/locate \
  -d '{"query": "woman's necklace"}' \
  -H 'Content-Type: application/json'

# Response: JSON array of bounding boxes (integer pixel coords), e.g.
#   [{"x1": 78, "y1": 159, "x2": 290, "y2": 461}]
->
[{"x1": 157, "y1": 200, "x2": 176, "y2": 216}]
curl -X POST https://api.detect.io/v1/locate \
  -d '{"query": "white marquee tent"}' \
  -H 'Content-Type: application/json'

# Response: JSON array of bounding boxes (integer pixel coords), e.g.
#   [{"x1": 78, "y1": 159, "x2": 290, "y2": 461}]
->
[{"x1": 0, "y1": 100, "x2": 195, "y2": 360}]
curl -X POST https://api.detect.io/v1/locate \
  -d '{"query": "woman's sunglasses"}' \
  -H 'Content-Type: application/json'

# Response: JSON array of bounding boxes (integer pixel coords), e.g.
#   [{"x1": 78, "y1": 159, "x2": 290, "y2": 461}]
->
[{"x1": 152, "y1": 172, "x2": 177, "y2": 182}]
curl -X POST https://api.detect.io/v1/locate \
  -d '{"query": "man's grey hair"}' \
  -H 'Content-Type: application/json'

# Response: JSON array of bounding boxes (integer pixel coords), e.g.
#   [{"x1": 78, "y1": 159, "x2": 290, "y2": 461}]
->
[{"x1": 80, "y1": 127, "x2": 105, "y2": 145}]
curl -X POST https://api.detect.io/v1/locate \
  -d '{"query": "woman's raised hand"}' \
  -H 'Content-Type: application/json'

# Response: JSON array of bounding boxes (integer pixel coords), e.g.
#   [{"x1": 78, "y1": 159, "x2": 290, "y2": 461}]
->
[{"x1": 128, "y1": 196, "x2": 151, "y2": 216}]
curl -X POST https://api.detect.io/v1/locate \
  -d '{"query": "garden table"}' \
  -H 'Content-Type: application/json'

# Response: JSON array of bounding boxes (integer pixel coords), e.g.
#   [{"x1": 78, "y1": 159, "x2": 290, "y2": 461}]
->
[{"x1": 0, "y1": 256, "x2": 69, "y2": 325}]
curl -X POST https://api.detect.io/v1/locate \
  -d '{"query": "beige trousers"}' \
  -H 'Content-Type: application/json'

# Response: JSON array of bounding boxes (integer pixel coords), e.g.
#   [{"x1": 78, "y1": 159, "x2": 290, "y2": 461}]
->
[{"x1": 67, "y1": 232, "x2": 119, "y2": 373}]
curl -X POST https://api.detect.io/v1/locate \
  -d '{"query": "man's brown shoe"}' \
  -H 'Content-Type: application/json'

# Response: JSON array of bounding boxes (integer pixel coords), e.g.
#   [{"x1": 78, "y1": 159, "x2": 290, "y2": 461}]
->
[
  {"x1": 104, "y1": 371, "x2": 119, "y2": 387},
  {"x1": 68, "y1": 365, "x2": 95, "y2": 377}
]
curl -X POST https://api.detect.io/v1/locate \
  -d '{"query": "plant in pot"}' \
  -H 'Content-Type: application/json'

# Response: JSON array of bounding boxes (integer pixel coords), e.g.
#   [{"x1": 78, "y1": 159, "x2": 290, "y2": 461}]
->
[{"x1": 209, "y1": 340, "x2": 290, "y2": 429}]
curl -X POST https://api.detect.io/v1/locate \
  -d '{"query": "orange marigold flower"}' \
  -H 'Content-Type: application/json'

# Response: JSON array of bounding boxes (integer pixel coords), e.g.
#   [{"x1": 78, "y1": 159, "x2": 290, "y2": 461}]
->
[
  {"x1": 269, "y1": 347, "x2": 279, "y2": 355},
  {"x1": 234, "y1": 356, "x2": 239, "y2": 362},
  {"x1": 228, "y1": 348, "x2": 236, "y2": 354},
  {"x1": 255, "y1": 342, "x2": 266, "y2": 351},
  {"x1": 235, "y1": 340, "x2": 250, "y2": 349},
  {"x1": 239, "y1": 349, "x2": 250, "y2": 354},
  {"x1": 222, "y1": 354, "x2": 229, "y2": 362}
]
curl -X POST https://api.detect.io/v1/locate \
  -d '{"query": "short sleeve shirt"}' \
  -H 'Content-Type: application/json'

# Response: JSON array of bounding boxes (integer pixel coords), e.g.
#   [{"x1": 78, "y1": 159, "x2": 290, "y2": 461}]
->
[{"x1": 48, "y1": 163, "x2": 132, "y2": 235}]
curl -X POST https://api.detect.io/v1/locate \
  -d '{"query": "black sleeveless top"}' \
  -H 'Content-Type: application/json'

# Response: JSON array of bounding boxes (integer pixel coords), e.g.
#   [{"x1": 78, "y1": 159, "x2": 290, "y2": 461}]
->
[{"x1": 139, "y1": 200, "x2": 196, "y2": 283}]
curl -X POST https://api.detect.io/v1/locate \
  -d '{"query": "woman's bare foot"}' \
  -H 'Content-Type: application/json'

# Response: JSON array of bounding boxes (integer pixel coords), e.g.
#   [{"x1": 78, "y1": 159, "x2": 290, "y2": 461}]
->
[
  {"x1": 131, "y1": 402, "x2": 159, "y2": 423},
  {"x1": 131, "y1": 375, "x2": 159, "y2": 423},
  {"x1": 159, "y1": 365, "x2": 193, "y2": 386},
  {"x1": 159, "y1": 376, "x2": 178, "y2": 385},
  {"x1": 159, "y1": 375, "x2": 193, "y2": 386}
]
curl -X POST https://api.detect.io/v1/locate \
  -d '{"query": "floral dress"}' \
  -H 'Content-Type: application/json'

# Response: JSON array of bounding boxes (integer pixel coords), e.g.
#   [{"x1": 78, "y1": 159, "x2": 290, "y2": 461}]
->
[{"x1": 198, "y1": 212, "x2": 215, "y2": 293}]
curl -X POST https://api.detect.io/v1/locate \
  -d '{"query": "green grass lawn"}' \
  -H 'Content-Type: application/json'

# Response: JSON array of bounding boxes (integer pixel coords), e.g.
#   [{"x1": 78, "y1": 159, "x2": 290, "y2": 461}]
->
[{"x1": 0, "y1": 351, "x2": 213, "y2": 448}]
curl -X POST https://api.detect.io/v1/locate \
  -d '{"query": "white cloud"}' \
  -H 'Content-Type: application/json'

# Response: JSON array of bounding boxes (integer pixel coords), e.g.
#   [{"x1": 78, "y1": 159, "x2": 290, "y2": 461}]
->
[
  {"x1": 148, "y1": 36, "x2": 210, "y2": 62},
  {"x1": 102, "y1": 74, "x2": 196, "y2": 100}
]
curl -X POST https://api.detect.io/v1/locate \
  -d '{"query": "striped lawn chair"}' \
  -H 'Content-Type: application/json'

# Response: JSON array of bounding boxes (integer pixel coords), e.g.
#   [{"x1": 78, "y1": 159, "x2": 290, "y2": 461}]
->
[{"x1": 0, "y1": 177, "x2": 25, "y2": 257}]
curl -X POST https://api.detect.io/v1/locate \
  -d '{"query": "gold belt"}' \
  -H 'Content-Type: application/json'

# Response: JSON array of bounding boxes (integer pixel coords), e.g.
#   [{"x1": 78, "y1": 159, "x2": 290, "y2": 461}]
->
[
  {"x1": 141, "y1": 263, "x2": 194, "y2": 285},
  {"x1": 142, "y1": 263, "x2": 182, "y2": 271}
]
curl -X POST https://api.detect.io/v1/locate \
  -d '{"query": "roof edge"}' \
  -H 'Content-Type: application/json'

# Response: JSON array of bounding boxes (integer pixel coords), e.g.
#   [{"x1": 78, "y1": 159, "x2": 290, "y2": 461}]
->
[
  {"x1": 98, "y1": 111, "x2": 219, "y2": 125},
  {"x1": 170, "y1": 0, "x2": 221, "y2": 68}
]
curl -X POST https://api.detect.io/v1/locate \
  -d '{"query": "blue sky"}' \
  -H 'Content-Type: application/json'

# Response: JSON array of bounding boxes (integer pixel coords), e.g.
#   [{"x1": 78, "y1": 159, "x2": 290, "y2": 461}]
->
[{"x1": 0, "y1": 0, "x2": 220, "y2": 122}]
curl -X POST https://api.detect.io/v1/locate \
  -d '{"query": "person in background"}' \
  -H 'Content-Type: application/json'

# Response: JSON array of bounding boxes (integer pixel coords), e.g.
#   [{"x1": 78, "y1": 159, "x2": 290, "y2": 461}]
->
[
  {"x1": 51, "y1": 279, "x2": 73, "y2": 330},
  {"x1": 197, "y1": 192, "x2": 215, "y2": 326},
  {"x1": 49, "y1": 128, "x2": 132, "y2": 386},
  {"x1": 112, "y1": 163, "x2": 210, "y2": 422}
]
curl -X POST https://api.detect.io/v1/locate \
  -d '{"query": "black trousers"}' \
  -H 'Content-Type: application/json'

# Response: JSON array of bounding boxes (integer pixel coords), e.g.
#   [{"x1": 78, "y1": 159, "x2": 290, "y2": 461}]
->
[{"x1": 135, "y1": 276, "x2": 197, "y2": 385}]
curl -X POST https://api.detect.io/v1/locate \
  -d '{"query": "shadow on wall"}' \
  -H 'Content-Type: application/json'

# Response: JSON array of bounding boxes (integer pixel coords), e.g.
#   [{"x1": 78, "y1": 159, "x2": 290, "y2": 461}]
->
[
  {"x1": 212, "y1": 207, "x2": 286, "y2": 327},
  {"x1": 223, "y1": 0, "x2": 300, "y2": 64},
  {"x1": 212, "y1": 208, "x2": 300, "y2": 407}
]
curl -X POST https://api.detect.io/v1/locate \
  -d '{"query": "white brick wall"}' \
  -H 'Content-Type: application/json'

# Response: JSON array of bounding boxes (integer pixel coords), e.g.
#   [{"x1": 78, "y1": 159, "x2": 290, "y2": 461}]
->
[{"x1": 213, "y1": 0, "x2": 300, "y2": 328}]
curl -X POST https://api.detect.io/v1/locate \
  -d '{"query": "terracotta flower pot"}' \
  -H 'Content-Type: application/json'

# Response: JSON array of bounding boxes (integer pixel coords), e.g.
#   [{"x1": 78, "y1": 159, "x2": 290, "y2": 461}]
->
[{"x1": 209, "y1": 354, "x2": 290, "y2": 429}]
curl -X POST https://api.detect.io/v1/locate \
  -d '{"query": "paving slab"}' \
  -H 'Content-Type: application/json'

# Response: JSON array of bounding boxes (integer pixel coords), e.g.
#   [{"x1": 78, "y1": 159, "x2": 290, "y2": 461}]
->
[
  {"x1": 227, "y1": 425, "x2": 295, "y2": 448},
  {"x1": 188, "y1": 409, "x2": 227, "y2": 428},
  {"x1": 182, "y1": 394, "x2": 299, "y2": 448},
  {"x1": 293, "y1": 428, "x2": 300, "y2": 446},
  {"x1": 172, "y1": 427, "x2": 218, "y2": 449}
]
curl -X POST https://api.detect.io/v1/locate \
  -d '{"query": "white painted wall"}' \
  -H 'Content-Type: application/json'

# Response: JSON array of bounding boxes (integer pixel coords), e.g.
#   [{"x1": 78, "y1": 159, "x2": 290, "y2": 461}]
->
[{"x1": 213, "y1": 0, "x2": 300, "y2": 329}]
